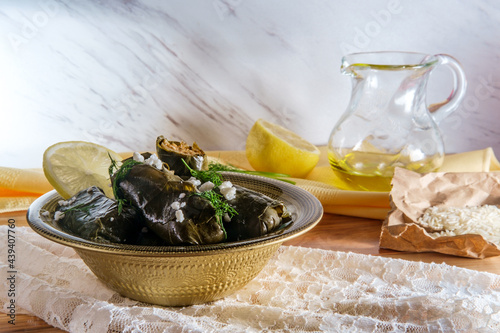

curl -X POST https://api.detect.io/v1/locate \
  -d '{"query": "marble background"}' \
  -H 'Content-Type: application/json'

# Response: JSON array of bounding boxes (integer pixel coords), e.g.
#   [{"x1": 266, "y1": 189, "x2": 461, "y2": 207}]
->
[{"x1": 0, "y1": 0, "x2": 499, "y2": 168}]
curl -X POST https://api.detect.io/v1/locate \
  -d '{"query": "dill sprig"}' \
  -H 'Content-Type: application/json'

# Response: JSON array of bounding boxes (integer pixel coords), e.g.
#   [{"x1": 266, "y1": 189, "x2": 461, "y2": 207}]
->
[
  {"x1": 108, "y1": 155, "x2": 141, "y2": 214},
  {"x1": 195, "y1": 190, "x2": 237, "y2": 239},
  {"x1": 181, "y1": 159, "x2": 223, "y2": 186},
  {"x1": 208, "y1": 161, "x2": 296, "y2": 185},
  {"x1": 197, "y1": 190, "x2": 238, "y2": 219},
  {"x1": 182, "y1": 159, "x2": 239, "y2": 239},
  {"x1": 108, "y1": 152, "x2": 120, "y2": 177},
  {"x1": 61, "y1": 203, "x2": 95, "y2": 217}
]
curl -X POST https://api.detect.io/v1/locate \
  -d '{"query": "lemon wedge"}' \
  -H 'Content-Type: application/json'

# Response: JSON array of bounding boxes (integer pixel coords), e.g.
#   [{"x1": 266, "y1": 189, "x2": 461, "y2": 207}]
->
[
  {"x1": 246, "y1": 119, "x2": 320, "y2": 178},
  {"x1": 43, "y1": 141, "x2": 122, "y2": 199}
]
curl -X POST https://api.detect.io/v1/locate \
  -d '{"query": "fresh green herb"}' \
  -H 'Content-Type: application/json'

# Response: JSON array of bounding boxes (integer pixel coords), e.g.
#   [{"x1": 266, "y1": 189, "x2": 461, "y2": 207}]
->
[
  {"x1": 61, "y1": 203, "x2": 95, "y2": 217},
  {"x1": 108, "y1": 152, "x2": 120, "y2": 177},
  {"x1": 197, "y1": 190, "x2": 238, "y2": 219},
  {"x1": 181, "y1": 159, "x2": 223, "y2": 186},
  {"x1": 194, "y1": 190, "x2": 237, "y2": 239},
  {"x1": 108, "y1": 155, "x2": 142, "y2": 214},
  {"x1": 208, "y1": 161, "x2": 296, "y2": 185},
  {"x1": 182, "y1": 159, "x2": 239, "y2": 239}
]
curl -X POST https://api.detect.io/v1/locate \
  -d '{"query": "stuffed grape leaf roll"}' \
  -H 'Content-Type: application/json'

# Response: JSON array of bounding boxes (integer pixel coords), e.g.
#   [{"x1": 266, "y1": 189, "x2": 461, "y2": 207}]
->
[
  {"x1": 53, "y1": 186, "x2": 141, "y2": 244},
  {"x1": 114, "y1": 162, "x2": 225, "y2": 245},
  {"x1": 156, "y1": 135, "x2": 208, "y2": 178},
  {"x1": 222, "y1": 185, "x2": 291, "y2": 242}
]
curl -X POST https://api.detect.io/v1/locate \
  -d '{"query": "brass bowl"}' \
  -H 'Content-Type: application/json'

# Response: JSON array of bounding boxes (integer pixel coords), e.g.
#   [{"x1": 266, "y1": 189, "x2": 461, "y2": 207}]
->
[{"x1": 27, "y1": 172, "x2": 323, "y2": 306}]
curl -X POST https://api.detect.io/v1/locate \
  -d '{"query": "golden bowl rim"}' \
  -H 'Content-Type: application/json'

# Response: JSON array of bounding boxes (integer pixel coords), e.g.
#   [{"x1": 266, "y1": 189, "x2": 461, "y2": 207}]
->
[{"x1": 27, "y1": 172, "x2": 323, "y2": 256}]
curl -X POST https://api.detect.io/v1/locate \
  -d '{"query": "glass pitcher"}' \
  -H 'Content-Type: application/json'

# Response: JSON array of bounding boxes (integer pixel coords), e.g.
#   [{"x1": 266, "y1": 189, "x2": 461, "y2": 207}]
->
[{"x1": 327, "y1": 51, "x2": 467, "y2": 191}]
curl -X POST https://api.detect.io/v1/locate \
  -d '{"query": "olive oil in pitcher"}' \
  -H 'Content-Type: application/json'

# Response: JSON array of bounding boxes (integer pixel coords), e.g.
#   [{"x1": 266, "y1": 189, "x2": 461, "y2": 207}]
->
[
  {"x1": 328, "y1": 149, "x2": 438, "y2": 192},
  {"x1": 327, "y1": 51, "x2": 467, "y2": 191}
]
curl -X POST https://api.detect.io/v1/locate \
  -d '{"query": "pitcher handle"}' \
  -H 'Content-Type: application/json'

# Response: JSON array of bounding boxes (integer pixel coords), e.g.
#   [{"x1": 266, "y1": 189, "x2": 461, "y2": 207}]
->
[{"x1": 428, "y1": 54, "x2": 467, "y2": 123}]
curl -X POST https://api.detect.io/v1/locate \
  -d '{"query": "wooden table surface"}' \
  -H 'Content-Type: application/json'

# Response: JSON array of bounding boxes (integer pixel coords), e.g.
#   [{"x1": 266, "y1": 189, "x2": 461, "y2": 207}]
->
[{"x1": 2, "y1": 210, "x2": 500, "y2": 332}]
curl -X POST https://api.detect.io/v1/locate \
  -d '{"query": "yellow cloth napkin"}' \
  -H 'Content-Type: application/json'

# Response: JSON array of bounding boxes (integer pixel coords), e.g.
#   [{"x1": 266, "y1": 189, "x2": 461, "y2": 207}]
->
[
  {"x1": 0, "y1": 167, "x2": 53, "y2": 213},
  {"x1": 2, "y1": 147, "x2": 499, "y2": 218}
]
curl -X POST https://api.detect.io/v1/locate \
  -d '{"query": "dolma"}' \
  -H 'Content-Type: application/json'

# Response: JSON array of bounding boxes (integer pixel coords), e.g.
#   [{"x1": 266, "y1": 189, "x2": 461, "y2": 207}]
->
[
  {"x1": 114, "y1": 163, "x2": 225, "y2": 245},
  {"x1": 222, "y1": 185, "x2": 291, "y2": 242},
  {"x1": 156, "y1": 135, "x2": 208, "y2": 178},
  {"x1": 54, "y1": 186, "x2": 141, "y2": 244}
]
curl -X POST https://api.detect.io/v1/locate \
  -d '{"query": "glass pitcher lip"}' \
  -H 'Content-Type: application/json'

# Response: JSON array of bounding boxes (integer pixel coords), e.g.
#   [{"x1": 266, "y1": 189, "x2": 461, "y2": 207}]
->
[{"x1": 341, "y1": 51, "x2": 438, "y2": 71}]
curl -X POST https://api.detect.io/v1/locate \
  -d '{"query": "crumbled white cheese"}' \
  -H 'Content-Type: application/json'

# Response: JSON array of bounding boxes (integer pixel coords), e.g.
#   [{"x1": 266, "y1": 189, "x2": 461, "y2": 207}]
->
[
  {"x1": 133, "y1": 151, "x2": 145, "y2": 162},
  {"x1": 199, "y1": 181, "x2": 215, "y2": 192},
  {"x1": 175, "y1": 210, "x2": 185, "y2": 222},
  {"x1": 219, "y1": 181, "x2": 233, "y2": 190},
  {"x1": 144, "y1": 153, "x2": 163, "y2": 170},
  {"x1": 58, "y1": 197, "x2": 76, "y2": 207},
  {"x1": 179, "y1": 193, "x2": 186, "y2": 199},
  {"x1": 223, "y1": 213, "x2": 231, "y2": 222},
  {"x1": 222, "y1": 187, "x2": 236, "y2": 200},
  {"x1": 41, "y1": 211, "x2": 50, "y2": 217},
  {"x1": 170, "y1": 201, "x2": 181, "y2": 210},
  {"x1": 54, "y1": 211, "x2": 65, "y2": 221},
  {"x1": 219, "y1": 181, "x2": 236, "y2": 200},
  {"x1": 186, "y1": 177, "x2": 201, "y2": 187},
  {"x1": 180, "y1": 202, "x2": 186, "y2": 208}
]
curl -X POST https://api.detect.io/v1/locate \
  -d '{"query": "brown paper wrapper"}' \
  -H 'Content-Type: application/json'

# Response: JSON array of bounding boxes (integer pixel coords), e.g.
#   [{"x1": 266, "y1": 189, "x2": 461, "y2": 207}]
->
[{"x1": 380, "y1": 168, "x2": 500, "y2": 258}]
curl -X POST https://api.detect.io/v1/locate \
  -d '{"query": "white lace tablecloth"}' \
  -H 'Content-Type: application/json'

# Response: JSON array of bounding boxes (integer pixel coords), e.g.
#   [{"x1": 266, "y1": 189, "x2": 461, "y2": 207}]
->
[{"x1": 1, "y1": 226, "x2": 500, "y2": 332}]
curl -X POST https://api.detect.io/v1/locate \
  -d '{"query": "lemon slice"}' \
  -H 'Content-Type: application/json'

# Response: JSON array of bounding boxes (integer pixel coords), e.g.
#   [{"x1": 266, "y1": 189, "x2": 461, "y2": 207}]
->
[
  {"x1": 43, "y1": 141, "x2": 122, "y2": 199},
  {"x1": 246, "y1": 119, "x2": 320, "y2": 178}
]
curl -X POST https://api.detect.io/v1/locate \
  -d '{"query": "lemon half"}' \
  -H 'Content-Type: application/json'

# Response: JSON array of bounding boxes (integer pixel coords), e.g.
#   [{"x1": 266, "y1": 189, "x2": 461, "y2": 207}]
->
[
  {"x1": 246, "y1": 119, "x2": 320, "y2": 178},
  {"x1": 43, "y1": 141, "x2": 122, "y2": 199}
]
